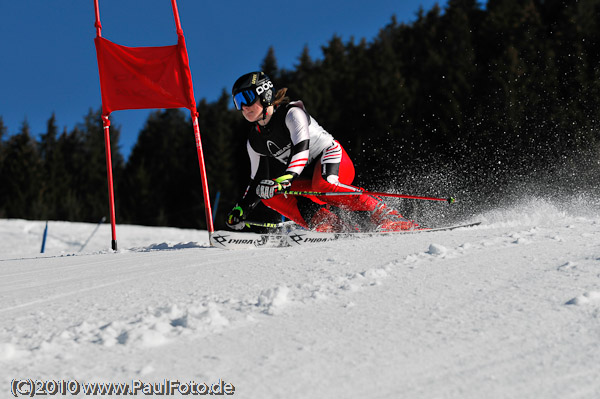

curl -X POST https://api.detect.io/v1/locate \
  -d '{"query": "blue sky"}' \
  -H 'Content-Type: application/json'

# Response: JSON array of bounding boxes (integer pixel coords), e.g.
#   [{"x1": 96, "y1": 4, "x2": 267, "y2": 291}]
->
[{"x1": 1, "y1": 0, "x2": 445, "y2": 159}]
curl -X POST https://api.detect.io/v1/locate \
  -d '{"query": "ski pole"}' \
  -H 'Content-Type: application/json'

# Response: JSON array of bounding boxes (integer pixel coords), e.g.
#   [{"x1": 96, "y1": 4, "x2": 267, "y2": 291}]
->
[
  {"x1": 245, "y1": 220, "x2": 297, "y2": 229},
  {"x1": 277, "y1": 190, "x2": 455, "y2": 204}
]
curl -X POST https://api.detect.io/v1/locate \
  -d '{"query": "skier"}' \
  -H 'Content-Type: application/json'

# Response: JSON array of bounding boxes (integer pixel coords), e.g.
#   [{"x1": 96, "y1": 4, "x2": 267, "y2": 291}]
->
[{"x1": 225, "y1": 71, "x2": 417, "y2": 232}]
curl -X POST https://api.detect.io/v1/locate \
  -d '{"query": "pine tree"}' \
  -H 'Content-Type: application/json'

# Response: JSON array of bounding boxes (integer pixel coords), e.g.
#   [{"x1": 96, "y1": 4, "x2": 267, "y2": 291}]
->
[
  {"x1": 261, "y1": 46, "x2": 280, "y2": 81},
  {"x1": 0, "y1": 116, "x2": 6, "y2": 144},
  {"x1": 197, "y1": 92, "x2": 243, "y2": 229},
  {"x1": 37, "y1": 114, "x2": 59, "y2": 219},
  {"x1": 549, "y1": 0, "x2": 600, "y2": 152},
  {"x1": 0, "y1": 120, "x2": 44, "y2": 219},
  {"x1": 356, "y1": 16, "x2": 414, "y2": 180},
  {"x1": 122, "y1": 108, "x2": 199, "y2": 227},
  {"x1": 0, "y1": 116, "x2": 6, "y2": 167},
  {"x1": 315, "y1": 36, "x2": 350, "y2": 141},
  {"x1": 0, "y1": 117, "x2": 7, "y2": 217},
  {"x1": 287, "y1": 45, "x2": 319, "y2": 107},
  {"x1": 79, "y1": 109, "x2": 124, "y2": 223},
  {"x1": 54, "y1": 125, "x2": 84, "y2": 220}
]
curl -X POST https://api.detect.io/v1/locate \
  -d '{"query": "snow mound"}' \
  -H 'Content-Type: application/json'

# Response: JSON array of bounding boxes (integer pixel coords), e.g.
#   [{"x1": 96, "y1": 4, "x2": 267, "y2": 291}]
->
[
  {"x1": 565, "y1": 291, "x2": 600, "y2": 306},
  {"x1": 557, "y1": 261, "x2": 577, "y2": 272},
  {"x1": 55, "y1": 302, "x2": 230, "y2": 348},
  {"x1": 0, "y1": 343, "x2": 24, "y2": 361},
  {"x1": 427, "y1": 243, "x2": 448, "y2": 256},
  {"x1": 257, "y1": 285, "x2": 290, "y2": 315},
  {"x1": 361, "y1": 268, "x2": 389, "y2": 280}
]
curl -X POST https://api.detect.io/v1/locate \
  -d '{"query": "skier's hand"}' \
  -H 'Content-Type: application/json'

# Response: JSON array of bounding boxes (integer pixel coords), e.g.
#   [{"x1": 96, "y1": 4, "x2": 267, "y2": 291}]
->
[
  {"x1": 256, "y1": 176, "x2": 292, "y2": 199},
  {"x1": 226, "y1": 205, "x2": 246, "y2": 230},
  {"x1": 256, "y1": 180, "x2": 279, "y2": 199}
]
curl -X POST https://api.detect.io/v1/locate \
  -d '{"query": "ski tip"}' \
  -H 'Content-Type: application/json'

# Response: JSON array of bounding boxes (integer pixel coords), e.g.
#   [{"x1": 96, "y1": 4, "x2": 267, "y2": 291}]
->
[{"x1": 448, "y1": 197, "x2": 456, "y2": 204}]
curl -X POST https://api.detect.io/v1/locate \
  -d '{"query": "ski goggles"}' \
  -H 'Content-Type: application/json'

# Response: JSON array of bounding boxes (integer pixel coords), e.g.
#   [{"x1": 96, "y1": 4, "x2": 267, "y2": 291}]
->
[{"x1": 233, "y1": 89, "x2": 258, "y2": 110}]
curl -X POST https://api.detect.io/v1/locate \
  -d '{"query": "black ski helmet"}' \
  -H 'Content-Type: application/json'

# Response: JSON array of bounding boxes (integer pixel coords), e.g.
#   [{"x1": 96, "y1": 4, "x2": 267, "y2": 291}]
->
[{"x1": 231, "y1": 71, "x2": 275, "y2": 110}]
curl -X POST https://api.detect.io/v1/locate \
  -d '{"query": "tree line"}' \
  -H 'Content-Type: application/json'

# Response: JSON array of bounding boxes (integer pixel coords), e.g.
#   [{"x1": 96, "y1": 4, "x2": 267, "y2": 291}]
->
[{"x1": 1, "y1": 0, "x2": 599, "y2": 229}]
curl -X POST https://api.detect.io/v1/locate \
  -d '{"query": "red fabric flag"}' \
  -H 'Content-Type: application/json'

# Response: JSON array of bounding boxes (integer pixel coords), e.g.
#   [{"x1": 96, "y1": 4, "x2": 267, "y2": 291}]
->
[{"x1": 94, "y1": 35, "x2": 197, "y2": 116}]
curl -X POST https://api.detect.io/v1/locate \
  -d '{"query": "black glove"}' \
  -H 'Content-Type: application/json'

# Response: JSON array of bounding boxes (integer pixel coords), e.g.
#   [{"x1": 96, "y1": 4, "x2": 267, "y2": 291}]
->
[
  {"x1": 226, "y1": 205, "x2": 246, "y2": 230},
  {"x1": 256, "y1": 176, "x2": 292, "y2": 199}
]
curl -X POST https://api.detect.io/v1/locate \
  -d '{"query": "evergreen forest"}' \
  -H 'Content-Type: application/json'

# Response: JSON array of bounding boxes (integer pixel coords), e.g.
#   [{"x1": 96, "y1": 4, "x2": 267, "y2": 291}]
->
[{"x1": 1, "y1": 0, "x2": 599, "y2": 230}]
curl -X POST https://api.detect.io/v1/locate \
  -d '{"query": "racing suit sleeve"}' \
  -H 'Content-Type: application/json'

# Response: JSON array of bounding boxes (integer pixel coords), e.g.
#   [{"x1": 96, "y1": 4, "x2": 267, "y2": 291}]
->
[
  {"x1": 237, "y1": 141, "x2": 269, "y2": 212},
  {"x1": 283, "y1": 106, "x2": 311, "y2": 179}
]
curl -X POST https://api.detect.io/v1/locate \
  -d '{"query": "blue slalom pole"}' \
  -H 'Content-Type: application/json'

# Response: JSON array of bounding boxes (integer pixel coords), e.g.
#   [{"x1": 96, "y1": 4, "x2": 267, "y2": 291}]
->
[
  {"x1": 40, "y1": 221, "x2": 48, "y2": 253},
  {"x1": 212, "y1": 191, "x2": 221, "y2": 223}
]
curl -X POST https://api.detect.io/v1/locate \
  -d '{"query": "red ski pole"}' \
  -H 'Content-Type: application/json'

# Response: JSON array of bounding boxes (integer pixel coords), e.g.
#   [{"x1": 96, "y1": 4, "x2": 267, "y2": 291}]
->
[{"x1": 277, "y1": 190, "x2": 456, "y2": 204}]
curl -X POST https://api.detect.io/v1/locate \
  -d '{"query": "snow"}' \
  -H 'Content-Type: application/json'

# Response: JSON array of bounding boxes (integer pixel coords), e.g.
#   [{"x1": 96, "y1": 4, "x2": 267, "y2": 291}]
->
[{"x1": 1, "y1": 197, "x2": 600, "y2": 398}]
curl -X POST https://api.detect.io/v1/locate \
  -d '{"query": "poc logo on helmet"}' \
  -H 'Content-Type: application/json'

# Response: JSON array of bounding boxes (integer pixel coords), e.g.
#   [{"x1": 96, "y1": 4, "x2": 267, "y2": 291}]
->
[{"x1": 256, "y1": 81, "x2": 274, "y2": 95}]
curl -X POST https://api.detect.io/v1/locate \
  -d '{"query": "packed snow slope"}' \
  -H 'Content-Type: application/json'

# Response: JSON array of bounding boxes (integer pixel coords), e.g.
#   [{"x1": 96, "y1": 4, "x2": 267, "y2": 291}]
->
[{"x1": 1, "y1": 196, "x2": 599, "y2": 398}]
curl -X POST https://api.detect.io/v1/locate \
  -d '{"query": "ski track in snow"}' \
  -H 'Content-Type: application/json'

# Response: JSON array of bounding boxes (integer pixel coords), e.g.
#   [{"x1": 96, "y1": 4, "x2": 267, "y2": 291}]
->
[{"x1": 1, "y1": 208, "x2": 600, "y2": 398}]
